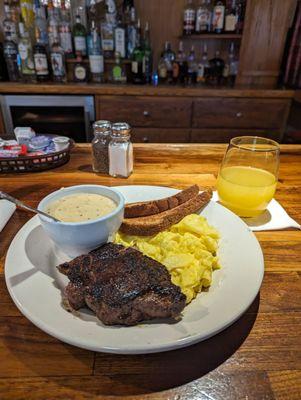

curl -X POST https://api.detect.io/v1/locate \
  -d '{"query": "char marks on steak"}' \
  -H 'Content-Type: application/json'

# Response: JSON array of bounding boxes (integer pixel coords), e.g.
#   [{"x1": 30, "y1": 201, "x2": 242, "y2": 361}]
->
[{"x1": 57, "y1": 243, "x2": 186, "y2": 326}]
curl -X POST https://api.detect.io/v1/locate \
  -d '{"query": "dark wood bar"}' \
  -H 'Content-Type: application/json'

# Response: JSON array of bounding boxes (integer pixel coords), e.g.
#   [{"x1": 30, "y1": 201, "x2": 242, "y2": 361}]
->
[{"x1": 0, "y1": 83, "x2": 294, "y2": 142}]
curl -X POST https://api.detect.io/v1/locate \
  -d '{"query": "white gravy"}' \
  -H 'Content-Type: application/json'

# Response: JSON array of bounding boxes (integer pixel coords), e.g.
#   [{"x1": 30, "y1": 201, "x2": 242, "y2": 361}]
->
[{"x1": 46, "y1": 193, "x2": 116, "y2": 222}]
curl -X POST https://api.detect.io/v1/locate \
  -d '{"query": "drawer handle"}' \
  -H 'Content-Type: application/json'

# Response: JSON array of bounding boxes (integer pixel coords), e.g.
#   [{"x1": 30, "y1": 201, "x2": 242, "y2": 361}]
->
[
  {"x1": 236, "y1": 112, "x2": 243, "y2": 118},
  {"x1": 143, "y1": 110, "x2": 150, "y2": 117},
  {"x1": 142, "y1": 136, "x2": 149, "y2": 143}
]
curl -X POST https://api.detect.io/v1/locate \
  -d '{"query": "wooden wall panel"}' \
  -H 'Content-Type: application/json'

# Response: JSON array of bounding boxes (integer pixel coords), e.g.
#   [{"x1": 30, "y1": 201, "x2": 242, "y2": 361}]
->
[
  {"x1": 135, "y1": 0, "x2": 185, "y2": 67},
  {"x1": 237, "y1": 0, "x2": 297, "y2": 88}
]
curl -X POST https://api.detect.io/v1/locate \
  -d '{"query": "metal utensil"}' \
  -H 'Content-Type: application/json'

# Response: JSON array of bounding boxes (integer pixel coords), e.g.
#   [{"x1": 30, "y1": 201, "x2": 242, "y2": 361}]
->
[{"x1": 0, "y1": 191, "x2": 60, "y2": 222}]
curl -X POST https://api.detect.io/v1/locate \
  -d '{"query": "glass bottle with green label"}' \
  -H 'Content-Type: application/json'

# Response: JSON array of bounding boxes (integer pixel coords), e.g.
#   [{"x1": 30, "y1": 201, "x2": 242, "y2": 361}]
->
[
  {"x1": 73, "y1": 12, "x2": 87, "y2": 56},
  {"x1": 112, "y1": 52, "x2": 126, "y2": 83},
  {"x1": 131, "y1": 19, "x2": 145, "y2": 84},
  {"x1": 18, "y1": 22, "x2": 36, "y2": 82},
  {"x1": 89, "y1": 22, "x2": 104, "y2": 83}
]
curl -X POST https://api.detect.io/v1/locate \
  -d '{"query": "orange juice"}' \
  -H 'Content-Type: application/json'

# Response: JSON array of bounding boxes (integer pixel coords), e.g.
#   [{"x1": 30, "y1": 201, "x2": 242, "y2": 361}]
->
[{"x1": 217, "y1": 166, "x2": 277, "y2": 217}]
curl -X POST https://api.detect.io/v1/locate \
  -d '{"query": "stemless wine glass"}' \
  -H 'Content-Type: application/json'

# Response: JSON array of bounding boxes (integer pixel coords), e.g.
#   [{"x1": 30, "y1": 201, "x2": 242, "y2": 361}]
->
[{"x1": 216, "y1": 136, "x2": 280, "y2": 217}]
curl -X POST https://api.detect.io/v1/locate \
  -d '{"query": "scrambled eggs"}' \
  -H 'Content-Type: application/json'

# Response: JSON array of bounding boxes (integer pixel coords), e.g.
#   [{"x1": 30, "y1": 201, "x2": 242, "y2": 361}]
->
[{"x1": 114, "y1": 214, "x2": 220, "y2": 303}]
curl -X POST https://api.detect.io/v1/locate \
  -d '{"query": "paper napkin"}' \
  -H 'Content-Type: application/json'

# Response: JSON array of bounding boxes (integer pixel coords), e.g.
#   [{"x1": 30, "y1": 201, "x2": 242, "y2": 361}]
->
[
  {"x1": 212, "y1": 191, "x2": 300, "y2": 231},
  {"x1": 0, "y1": 200, "x2": 16, "y2": 233}
]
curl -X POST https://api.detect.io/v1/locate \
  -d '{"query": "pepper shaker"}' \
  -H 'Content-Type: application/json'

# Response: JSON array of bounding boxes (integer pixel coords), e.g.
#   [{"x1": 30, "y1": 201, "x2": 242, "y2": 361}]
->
[
  {"x1": 109, "y1": 123, "x2": 133, "y2": 178},
  {"x1": 91, "y1": 120, "x2": 111, "y2": 174}
]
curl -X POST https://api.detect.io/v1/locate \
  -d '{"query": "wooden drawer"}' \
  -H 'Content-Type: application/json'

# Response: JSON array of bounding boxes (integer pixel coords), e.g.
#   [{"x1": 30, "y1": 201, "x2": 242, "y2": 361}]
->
[
  {"x1": 192, "y1": 98, "x2": 290, "y2": 129},
  {"x1": 132, "y1": 128, "x2": 190, "y2": 143},
  {"x1": 191, "y1": 129, "x2": 283, "y2": 143},
  {"x1": 96, "y1": 96, "x2": 192, "y2": 128}
]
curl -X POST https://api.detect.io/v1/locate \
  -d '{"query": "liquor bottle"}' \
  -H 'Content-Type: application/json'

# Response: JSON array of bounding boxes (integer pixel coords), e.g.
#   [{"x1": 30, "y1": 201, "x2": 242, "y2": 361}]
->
[
  {"x1": 172, "y1": 41, "x2": 187, "y2": 85},
  {"x1": 10, "y1": 0, "x2": 21, "y2": 27},
  {"x1": 225, "y1": 0, "x2": 237, "y2": 32},
  {"x1": 131, "y1": 19, "x2": 145, "y2": 84},
  {"x1": 114, "y1": 17, "x2": 126, "y2": 59},
  {"x1": 207, "y1": 0, "x2": 214, "y2": 32},
  {"x1": 142, "y1": 22, "x2": 152, "y2": 84},
  {"x1": 212, "y1": 0, "x2": 225, "y2": 33},
  {"x1": 33, "y1": 27, "x2": 50, "y2": 81},
  {"x1": 183, "y1": 0, "x2": 196, "y2": 35},
  {"x1": 187, "y1": 45, "x2": 197, "y2": 85},
  {"x1": 152, "y1": 70, "x2": 159, "y2": 86},
  {"x1": 195, "y1": 0, "x2": 212, "y2": 33},
  {"x1": 0, "y1": 43, "x2": 9, "y2": 81},
  {"x1": 88, "y1": 0, "x2": 97, "y2": 30},
  {"x1": 20, "y1": 0, "x2": 35, "y2": 35},
  {"x1": 226, "y1": 42, "x2": 238, "y2": 86},
  {"x1": 89, "y1": 22, "x2": 104, "y2": 83},
  {"x1": 235, "y1": 0, "x2": 245, "y2": 34},
  {"x1": 3, "y1": 32, "x2": 19, "y2": 81},
  {"x1": 73, "y1": 52, "x2": 88, "y2": 82},
  {"x1": 87, "y1": 20, "x2": 96, "y2": 55},
  {"x1": 112, "y1": 52, "x2": 126, "y2": 83},
  {"x1": 73, "y1": 12, "x2": 87, "y2": 56},
  {"x1": 196, "y1": 43, "x2": 210, "y2": 84},
  {"x1": 50, "y1": 35, "x2": 66, "y2": 82},
  {"x1": 123, "y1": 0, "x2": 134, "y2": 13},
  {"x1": 158, "y1": 56, "x2": 167, "y2": 84},
  {"x1": 18, "y1": 22, "x2": 37, "y2": 82},
  {"x1": 162, "y1": 41, "x2": 176, "y2": 84},
  {"x1": 34, "y1": 0, "x2": 48, "y2": 48},
  {"x1": 127, "y1": 6, "x2": 137, "y2": 58},
  {"x1": 101, "y1": 2, "x2": 116, "y2": 59},
  {"x1": 59, "y1": 0, "x2": 73, "y2": 56},
  {"x1": 3, "y1": 0, "x2": 18, "y2": 42},
  {"x1": 123, "y1": 0, "x2": 132, "y2": 25},
  {"x1": 209, "y1": 50, "x2": 225, "y2": 85},
  {"x1": 47, "y1": 0, "x2": 60, "y2": 48}
]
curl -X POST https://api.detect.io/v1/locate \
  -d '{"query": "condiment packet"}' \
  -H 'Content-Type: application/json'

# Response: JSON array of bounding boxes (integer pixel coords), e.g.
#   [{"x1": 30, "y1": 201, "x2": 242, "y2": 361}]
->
[
  {"x1": 0, "y1": 150, "x2": 20, "y2": 158},
  {"x1": 28, "y1": 136, "x2": 51, "y2": 152},
  {"x1": 4, "y1": 144, "x2": 27, "y2": 155},
  {"x1": 3, "y1": 140, "x2": 18, "y2": 146},
  {"x1": 14, "y1": 127, "x2": 36, "y2": 145}
]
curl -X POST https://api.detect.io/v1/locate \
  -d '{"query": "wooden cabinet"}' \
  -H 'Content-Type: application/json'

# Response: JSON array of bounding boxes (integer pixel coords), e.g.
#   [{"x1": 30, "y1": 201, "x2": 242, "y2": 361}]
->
[
  {"x1": 0, "y1": 85, "x2": 293, "y2": 143},
  {"x1": 96, "y1": 96, "x2": 192, "y2": 128},
  {"x1": 192, "y1": 98, "x2": 290, "y2": 129},
  {"x1": 131, "y1": 128, "x2": 190, "y2": 143},
  {"x1": 95, "y1": 92, "x2": 292, "y2": 143}
]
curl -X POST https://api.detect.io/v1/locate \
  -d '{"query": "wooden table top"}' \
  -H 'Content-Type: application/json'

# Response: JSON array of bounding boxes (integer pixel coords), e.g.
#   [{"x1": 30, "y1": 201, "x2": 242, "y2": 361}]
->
[{"x1": 0, "y1": 144, "x2": 300, "y2": 400}]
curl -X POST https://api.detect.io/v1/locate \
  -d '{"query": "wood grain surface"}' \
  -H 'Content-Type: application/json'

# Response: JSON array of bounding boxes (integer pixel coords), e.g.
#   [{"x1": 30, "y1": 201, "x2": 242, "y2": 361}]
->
[
  {"x1": 0, "y1": 144, "x2": 300, "y2": 400},
  {"x1": 0, "y1": 82, "x2": 295, "y2": 97}
]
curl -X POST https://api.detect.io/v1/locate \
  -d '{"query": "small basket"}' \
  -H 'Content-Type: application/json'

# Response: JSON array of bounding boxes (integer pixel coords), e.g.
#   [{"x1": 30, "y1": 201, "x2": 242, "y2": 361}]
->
[{"x1": 0, "y1": 141, "x2": 74, "y2": 173}]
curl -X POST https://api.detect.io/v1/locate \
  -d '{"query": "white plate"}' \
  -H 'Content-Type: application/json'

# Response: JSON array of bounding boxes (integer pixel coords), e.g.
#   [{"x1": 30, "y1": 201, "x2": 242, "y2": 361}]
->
[{"x1": 5, "y1": 185, "x2": 264, "y2": 354}]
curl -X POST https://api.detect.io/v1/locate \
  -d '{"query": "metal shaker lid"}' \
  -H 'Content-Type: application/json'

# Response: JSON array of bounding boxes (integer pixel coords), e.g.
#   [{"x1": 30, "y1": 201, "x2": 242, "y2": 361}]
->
[
  {"x1": 111, "y1": 122, "x2": 131, "y2": 137},
  {"x1": 93, "y1": 120, "x2": 111, "y2": 136},
  {"x1": 93, "y1": 120, "x2": 111, "y2": 130}
]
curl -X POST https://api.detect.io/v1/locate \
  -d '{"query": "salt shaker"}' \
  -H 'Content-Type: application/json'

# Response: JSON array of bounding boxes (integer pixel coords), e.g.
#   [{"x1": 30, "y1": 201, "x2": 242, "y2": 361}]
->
[
  {"x1": 91, "y1": 120, "x2": 111, "y2": 174},
  {"x1": 109, "y1": 123, "x2": 133, "y2": 178}
]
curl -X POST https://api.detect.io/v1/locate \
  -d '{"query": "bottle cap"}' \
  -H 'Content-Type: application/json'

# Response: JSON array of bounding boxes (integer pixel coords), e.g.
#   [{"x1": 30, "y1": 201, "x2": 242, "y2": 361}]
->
[
  {"x1": 111, "y1": 122, "x2": 131, "y2": 137},
  {"x1": 93, "y1": 120, "x2": 112, "y2": 135}
]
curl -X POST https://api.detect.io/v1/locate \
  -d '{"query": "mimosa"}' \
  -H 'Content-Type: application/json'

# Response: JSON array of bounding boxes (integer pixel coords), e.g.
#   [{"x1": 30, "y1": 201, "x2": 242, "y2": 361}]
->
[{"x1": 217, "y1": 166, "x2": 277, "y2": 217}]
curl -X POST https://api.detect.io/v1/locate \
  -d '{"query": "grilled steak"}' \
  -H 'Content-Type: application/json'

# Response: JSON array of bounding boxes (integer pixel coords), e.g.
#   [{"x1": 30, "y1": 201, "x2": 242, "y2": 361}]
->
[{"x1": 57, "y1": 243, "x2": 186, "y2": 326}]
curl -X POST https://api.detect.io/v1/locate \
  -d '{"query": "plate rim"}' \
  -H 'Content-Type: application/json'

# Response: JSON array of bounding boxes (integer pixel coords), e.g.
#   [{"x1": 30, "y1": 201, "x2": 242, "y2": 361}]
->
[{"x1": 4, "y1": 185, "x2": 264, "y2": 354}]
